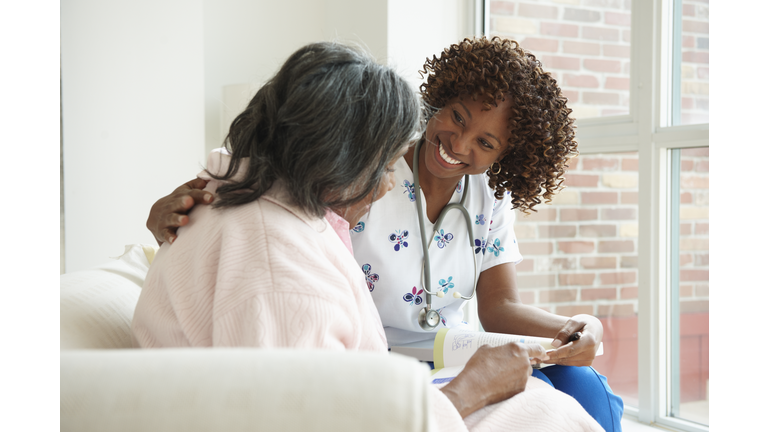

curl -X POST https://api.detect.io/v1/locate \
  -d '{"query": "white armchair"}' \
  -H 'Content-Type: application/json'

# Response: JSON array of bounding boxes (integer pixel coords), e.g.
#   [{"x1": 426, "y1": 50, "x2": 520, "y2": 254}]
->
[{"x1": 60, "y1": 245, "x2": 433, "y2": 432}]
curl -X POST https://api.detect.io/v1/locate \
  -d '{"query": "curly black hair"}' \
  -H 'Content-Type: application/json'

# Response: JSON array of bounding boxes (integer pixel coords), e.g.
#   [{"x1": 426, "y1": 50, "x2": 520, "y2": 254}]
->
[{"x1": 420, "y1": 36, "x2": 577, "y2": 213}]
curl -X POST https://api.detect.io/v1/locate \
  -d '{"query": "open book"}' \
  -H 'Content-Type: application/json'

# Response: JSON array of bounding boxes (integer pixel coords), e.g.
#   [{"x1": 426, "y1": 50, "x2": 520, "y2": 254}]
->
[{"x1": 427, "y1": 328, "x2": 603, "y2": 384}]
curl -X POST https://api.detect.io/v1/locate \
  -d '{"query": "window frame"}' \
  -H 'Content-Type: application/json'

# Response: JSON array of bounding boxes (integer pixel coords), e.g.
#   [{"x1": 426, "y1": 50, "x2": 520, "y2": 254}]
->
[{"x1": 479, "y1": 0, "x2": 710, "y2": 429}]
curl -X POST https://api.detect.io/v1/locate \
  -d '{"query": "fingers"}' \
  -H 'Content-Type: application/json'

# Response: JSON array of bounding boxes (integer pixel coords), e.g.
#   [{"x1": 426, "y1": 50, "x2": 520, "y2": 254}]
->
[
  {"x1": 551, "y1": 318, "x2": 586, "y2": 348},
  {"x1": 520, "y1": 343, "x2": 549, "y2": 364},
  {"x1": 180, "y1": 177, "x2": 209, "y2": 191}
]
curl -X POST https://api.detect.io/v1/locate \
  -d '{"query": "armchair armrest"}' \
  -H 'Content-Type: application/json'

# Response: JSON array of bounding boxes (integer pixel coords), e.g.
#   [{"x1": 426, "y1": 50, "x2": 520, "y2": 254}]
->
[{"x1": 61, "y1": 348, "x2": 433, "y2": 432}]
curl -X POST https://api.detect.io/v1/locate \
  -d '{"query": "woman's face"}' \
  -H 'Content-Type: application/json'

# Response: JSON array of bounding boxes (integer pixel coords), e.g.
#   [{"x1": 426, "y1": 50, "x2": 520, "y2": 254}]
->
[
  {"x1": 423, "y1": 96, "x2": 512, "y2": 181},
  {"x1": 342, "y1": 146, "x2": 409, "y2": 225}
]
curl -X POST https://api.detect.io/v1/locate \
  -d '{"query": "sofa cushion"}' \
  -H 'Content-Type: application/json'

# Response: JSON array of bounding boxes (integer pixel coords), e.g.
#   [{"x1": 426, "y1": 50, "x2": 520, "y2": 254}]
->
[{"x1": 60, "y1": 244, "x2": 155, "y2": 349}]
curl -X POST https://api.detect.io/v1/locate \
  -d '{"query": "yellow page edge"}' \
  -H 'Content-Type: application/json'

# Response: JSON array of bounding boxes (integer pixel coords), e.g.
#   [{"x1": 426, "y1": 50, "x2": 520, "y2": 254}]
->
[{"x1": 433, "y1": 328, "x2": 449, "y2": 370}]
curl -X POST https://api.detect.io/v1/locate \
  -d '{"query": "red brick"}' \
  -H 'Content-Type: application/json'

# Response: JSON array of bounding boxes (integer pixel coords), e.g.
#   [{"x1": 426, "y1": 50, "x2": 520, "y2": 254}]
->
[
  {"x1": 581, "y1": 256, "x2": 617, "y2": 269},
  {"x1": 680, "y1": 300, "x2": 708, "y2": 314},
  {"x1": 519, "y1": 241, "x2": 554, "y2": 255},
  {"x1": 563, "y1": 41, "x2": 601, "y2": 56},
  {"x1": 517, "y1": 274, "x2": 556, "y2": 289},
  {"x1": 605, "y1": 77, "x2": 630, "y2": 90},
  {"x1": 598, "y1": 240, "x2": 634, "y2": 253},
  {"x1": 557, "y1": 305, "x2": 595, "y2": 316},
  {"x1": 521, "y1": 37, "x2": 559, "y2": 53},
  {"x1": 564, "y1": 173, "x2": 600, "y2": 186},
  {"x1": 540, "y1": 22, "x2": 579, "y2": 38},
  {"x1": 582, "y1": 192, "x2": 619, "y2": 204},
  {"x1": 695, "y1": 284, "x2": 709, "y2": 297},
  {"x1": 681, "y1": 147, "x2": 709, "y2": 157},
  {"x1": 695, "y1": 160, "x2": 709, "y2": 172},
  {"x1": 621, "y1": 158, "x2": 638, "y2": 171},
  {"x1": 680, "y1": 192, "x2": 693, "y2": 204},
  {"x1": 620, "y1": 255, "x2": 637, "y2": 268},
  {"x1": 695, "y1": 253, "x2": 709, "y2": 266},
  {"x1": 620, "y1": 286, "x2": 637, "y2": 299},
  {"x1": 560, "y1": 208, "x2": 598, "y2": 221},
  {"x1": 682, "y1": 51, "x2": 709, "y2": 64},
  {"x1": 580, "y1": 224, "x2": 617, "y2": 237},
  {"x1": 601, "y1": 208, "x2": 636, "y2": 220},
  {"x1": 681, "y1": 160, "x2": 694, "y2": 171},
  {"x1": 515, "y1": 258, "x2": 534, "y2": 272},
  {"x1": 604, "y1": 44, "x2": 630, "y2": 58},
  {"x1": 681, "y1": 175, "x2": 708, "y2": 189},
  {"x1": 568, "y1": 155, "x2": 580, "y2": 170},
  {"x1": 680, "y1": 269, "x2": 708, "y2": 282},
  {"x1": 563, "y1": 8, "x2": 601, "y2": 22},
  {"x1": 679, "y1": 253, "x2": 693, "y2": 266},
  {"x1": 682, "y1": 97, "x2": 694, "y2": 110},
  {"x1": 490, "y1": 1, "x2": 515, "y2": 15},
  {"x1": 597, "y1": 303, "x2": 635, "y2": 318},
  {"x1": 519, "y1": 290, "x2": 535, "y2": 304},
  {"x1": 622, "y1": 29, "x2": 631, "y2": 43},
  {"x1": 583, "y1": 91, "x2": 620, "y2": 105},
  {"x1": 559, "y1": 273, "x2": 596, "y2": 286},
  {"x1": 679, "y1": 223, "x2": 692, "y2": 236},
  {"x1": 518, "y1": 208, "x2": 557, "y2": 222},
  {"x1": 601, "y1": 271, "x2": 636, "y2": 285},
  {"x1": 562, "y1": 90, "x2": 579, "y2": 103},
  {"x1": 540, "y1": 55, "x2": 581, "y2": 70},
  {"x1": 682, "y1": 35, "x2": 695, "y2": 48},
  {"x1": 559, "y1": 241, "x2": 595, "y2": 254},
  {"x1": 539, "y1": 225, "x2": 578, "y2": 238},
  {"x1": 540, "y1": 288, "x2": 579, "y2": 302},
  {"x1": 582, "y1": 288, "x2": 617, "y2": 301},
  {"x1": 605, "y1": 11, "x2": 631, "y2": 26},
  {"x1": 583, "y1": 26, "x2": 620, "y2": 42},
  {"x1": 621, "y1": 191, "x2": 638, "y2": 204},
  {"x1": 682, "y1": 4, "x2": 696, "y2": 16},
  {"x1": 695, "y1": 223, "x2": 709, "y2": 235},
  {"x1": 584, "y1": 58, "x2": 622, "y2": 73},
  {"x1": 564, "y1": 74, "x2": 600, "y2": 88},
  {"x1": 591, "y1": 159, "x2": 628, "y2": 176},
  {"x1": 698, "y1": 67, "x2": 709, "y2": 80},
  {"x1": 683, "y1": 20, "x2": 709, "y2": 34},
  {"x1": 518, "y1": 3, "x2": 558, "y2": 19},
  {"x1": 680, "y1": 284, "x2": 694, "y2": 297}
]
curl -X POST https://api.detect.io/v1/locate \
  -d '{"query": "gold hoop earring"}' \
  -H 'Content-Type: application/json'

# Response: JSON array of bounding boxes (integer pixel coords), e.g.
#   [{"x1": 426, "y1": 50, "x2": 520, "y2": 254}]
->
[{"x1": 490, "y1": 162, "x2": 501, "y2": 175}]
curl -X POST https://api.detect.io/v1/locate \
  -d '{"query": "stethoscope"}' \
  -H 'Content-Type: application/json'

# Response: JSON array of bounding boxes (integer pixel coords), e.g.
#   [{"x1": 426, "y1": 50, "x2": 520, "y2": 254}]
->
[{"x1": 412, "y1": 139, "x2": 479, "y2": 331}]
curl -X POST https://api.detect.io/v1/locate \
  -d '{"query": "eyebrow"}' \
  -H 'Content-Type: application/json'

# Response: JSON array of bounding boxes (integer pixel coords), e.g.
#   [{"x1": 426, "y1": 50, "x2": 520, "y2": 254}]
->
[{"x1": 457, "y1": 101, "x2": 502, "y2": 147}]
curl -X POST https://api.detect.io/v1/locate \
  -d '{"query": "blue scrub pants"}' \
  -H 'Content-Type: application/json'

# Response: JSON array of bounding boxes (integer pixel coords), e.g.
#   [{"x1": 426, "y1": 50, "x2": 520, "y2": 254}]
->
[{"x1": 531, "y1": 365, "x2": 624, "y2": 432}]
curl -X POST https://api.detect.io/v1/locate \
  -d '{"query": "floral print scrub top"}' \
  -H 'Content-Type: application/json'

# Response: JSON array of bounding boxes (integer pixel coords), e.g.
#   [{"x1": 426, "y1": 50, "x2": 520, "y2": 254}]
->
[{"x1": 350, "y1": 157, "x2": 523, "y2": 346}]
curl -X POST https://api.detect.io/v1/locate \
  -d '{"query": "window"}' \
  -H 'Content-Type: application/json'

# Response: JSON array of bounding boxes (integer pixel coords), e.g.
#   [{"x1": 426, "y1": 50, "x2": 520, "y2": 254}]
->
[{"x1": 483, "y1": 1, "x2": 710, "y2": 429}]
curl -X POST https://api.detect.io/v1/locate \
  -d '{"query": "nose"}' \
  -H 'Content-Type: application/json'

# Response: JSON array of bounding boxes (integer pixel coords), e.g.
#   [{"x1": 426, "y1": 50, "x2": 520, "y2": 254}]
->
[{"x1": 450, "y1": 133, "x2": 472, "y2": 155}]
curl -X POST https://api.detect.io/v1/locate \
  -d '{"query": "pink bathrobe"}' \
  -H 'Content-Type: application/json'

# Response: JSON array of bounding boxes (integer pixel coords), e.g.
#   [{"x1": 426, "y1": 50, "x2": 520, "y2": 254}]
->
[{"x1": 132, "y1": 150, "x2": 603, "y2": 432}]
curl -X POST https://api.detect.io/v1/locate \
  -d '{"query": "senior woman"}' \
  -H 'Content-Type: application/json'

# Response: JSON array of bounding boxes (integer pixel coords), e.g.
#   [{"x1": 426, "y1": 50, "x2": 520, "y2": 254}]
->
[
  {"x1": 145, "y1": 38, "x2": 622, "y2": 430},
  {"x1": 132, "y1": 41, "x2": 602, "y2": 431}
]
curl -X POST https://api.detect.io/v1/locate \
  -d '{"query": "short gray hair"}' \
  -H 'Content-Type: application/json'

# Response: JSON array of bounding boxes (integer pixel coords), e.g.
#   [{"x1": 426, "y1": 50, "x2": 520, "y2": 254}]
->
[{"x1": 212, "y1": 41, "x2": 423, "y2": 218}]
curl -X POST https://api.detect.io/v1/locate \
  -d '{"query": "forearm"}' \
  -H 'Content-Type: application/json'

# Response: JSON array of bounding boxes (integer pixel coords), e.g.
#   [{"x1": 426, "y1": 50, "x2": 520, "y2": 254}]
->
[{"x1": 480, "y1": 300, "x2": 568, "y2": 338}]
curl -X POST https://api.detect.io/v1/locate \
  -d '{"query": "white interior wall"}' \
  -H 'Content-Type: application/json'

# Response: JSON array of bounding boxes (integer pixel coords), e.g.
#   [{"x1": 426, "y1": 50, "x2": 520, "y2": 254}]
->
[{"x1": 62, "y1": 0, "x2": 206, "y2": 272}]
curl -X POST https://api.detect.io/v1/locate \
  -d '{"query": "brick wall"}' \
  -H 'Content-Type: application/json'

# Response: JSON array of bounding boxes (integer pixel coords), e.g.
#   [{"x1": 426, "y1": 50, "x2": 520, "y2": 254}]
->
[{"x1": 489, "y1": 0, "x2": 709, "y2": 125}]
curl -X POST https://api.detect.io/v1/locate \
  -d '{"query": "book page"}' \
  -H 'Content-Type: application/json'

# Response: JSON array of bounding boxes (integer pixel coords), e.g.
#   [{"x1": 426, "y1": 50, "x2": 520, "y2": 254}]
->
[{"x1": 434, "y1": 328, "x2": 556, "y2": 369}]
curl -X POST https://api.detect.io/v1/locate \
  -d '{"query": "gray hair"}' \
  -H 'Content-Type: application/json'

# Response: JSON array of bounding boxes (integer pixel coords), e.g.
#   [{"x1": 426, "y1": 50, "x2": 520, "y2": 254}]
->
[{"x1": 211, "y1": 41, "x2": 424, "y2": 218}]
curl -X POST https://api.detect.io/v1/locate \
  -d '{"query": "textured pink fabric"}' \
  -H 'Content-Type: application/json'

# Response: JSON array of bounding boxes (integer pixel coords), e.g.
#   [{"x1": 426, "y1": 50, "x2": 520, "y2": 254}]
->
[{"x1": 132, "y1": 150, "x2": 602, "y2": 432}]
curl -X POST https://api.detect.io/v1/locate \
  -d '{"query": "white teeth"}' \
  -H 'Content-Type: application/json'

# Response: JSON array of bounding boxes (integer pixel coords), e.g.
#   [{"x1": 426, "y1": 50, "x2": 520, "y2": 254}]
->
[{"x1": 438, "y1": 143, "x2": 462, "y2": 165}]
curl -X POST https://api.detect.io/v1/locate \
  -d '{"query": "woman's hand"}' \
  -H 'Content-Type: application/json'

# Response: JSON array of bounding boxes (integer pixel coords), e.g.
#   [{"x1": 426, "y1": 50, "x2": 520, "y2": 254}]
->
[
  {"x1": 146, "y1": 178, "x2": 213, "y2": 245},
  {"x1": 545, "y1": 314, "x2": 604, "y2": 367},
  {"x1": 439, "y1": 342, "x2": 549, "y2": 418}
]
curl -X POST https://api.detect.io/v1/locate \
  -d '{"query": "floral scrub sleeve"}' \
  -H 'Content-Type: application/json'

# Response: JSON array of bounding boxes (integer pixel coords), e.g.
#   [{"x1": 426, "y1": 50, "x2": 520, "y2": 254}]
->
[{"x1": 350, "y1": 157, "x2": 523, "y2": 346}]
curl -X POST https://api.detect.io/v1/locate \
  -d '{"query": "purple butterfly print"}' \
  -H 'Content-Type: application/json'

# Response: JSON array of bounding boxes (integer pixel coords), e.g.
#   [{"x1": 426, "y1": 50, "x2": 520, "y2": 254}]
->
[
  {"x1": 361, "y1": 263, "x2": 379, "y2": 292},
  {"x1": 403, "y1": 286, "x2": 423, "y2": 305},
  {"x1": 389, "y1": 230, "x2": 409, "y2": 251},
  {"x1": 351, "y1": 221, "x2": 365, "y2": 233},
  {"x1": 475, "y1": 214, "x2": 486, "y2": 225},
  {"x1": 433, "y1": 229, "x2": 453, "y2": 249},
  {"x1": 474, "y1": 238, "x2": 487, "y2": 254}
]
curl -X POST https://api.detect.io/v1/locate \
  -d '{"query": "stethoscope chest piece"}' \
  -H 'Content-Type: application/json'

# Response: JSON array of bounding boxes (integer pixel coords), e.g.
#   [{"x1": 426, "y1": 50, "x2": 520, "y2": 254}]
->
[{"x1": 418, "y1": 308, "x2": 441, "y2": 331}]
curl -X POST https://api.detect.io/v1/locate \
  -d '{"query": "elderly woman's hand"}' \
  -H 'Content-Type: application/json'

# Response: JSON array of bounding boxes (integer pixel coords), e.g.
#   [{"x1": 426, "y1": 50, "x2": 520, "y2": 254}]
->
[
  {"x1": 545, "y1": 314, "x2": 604, "y2": 367},
  {"x1": 439, "y1": 342, "x2": 548, "y2": 418},
  {"x1": 147, "y1": 178, "x2": 213, "y2": 245}
]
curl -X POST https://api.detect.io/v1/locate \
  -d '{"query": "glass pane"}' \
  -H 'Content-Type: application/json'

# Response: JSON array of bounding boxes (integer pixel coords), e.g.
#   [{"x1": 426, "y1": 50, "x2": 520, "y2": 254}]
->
[
  {"x1": 670, "y1": 147, "x2": 709, "y2": 424},
  {"x1": 672, "y1": 0, "x2": 709, "y2": 125},
  {"x1": 514, "y1": 151, "x2": 639, "y2": 407},
  {"x1": 489, "y1": 0, "x2": 632, "y2": 120}
]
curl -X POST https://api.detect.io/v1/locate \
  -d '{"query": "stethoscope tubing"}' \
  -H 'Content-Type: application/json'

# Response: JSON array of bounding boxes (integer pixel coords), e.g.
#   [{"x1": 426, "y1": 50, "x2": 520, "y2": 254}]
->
[{"x1": 412, "y1": 140, "x2": 479, "y2": 320}]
